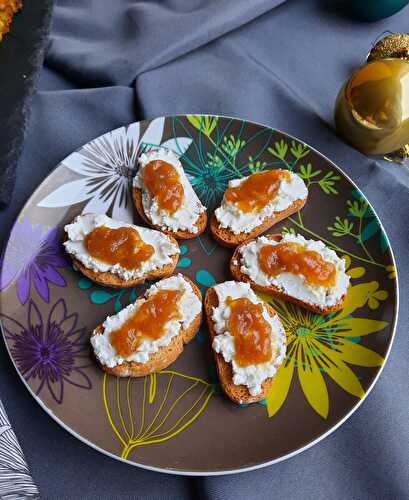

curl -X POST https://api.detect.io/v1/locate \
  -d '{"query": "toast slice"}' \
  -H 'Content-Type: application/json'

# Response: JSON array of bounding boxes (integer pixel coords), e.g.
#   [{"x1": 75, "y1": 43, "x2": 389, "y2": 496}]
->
[
  {"x1": 230, "y1": 233, "x2": 346, "y2": 314},
  {"x1": 210, "y1": 197, "x2": 306, "y2": 248},
  {"x1": 91, "y1": 276, "x2": 202, "y2": 377},
  {"x1": 204, "y1": 286, "x2": 284, "y2": 404},
  {"x1": 132, "y1": 186, "x2": 207, "y2": 239},
  {"x1": 64, "y1": 214, "x2": 179, "y2": 289}
]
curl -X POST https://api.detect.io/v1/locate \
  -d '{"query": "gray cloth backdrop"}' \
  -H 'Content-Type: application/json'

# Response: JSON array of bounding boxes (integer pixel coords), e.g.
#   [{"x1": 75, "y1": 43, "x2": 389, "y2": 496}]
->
[{"x1": 1, "y1": 0, "x2": 408, "y2": 498}]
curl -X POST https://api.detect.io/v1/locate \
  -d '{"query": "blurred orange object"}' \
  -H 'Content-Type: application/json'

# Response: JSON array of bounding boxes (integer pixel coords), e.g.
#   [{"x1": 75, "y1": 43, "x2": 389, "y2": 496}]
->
[{"x1": 0, "y1": 0, "x2": 22, "y2": 42}]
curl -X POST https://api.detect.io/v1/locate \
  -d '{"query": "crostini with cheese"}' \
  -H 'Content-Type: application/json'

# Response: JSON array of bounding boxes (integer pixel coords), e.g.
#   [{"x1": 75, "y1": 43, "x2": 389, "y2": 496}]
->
[
  {"x1": 132, "y1": 149, "x2": 207, "y2": 239},
  {"x1": 204, "y1": 281, "x2": 286, "y2": 404},
  {"x1": 91, "y1": 274, "x2": 202, "y2": 377},
  {"x1": 64, "y1": 213, "x2": 179, "y2": 288},
  {"x1": 211, "y1": 169, "x2": 308, "y2": 247},
  {"x1": 230, "y1": 233, "x2": 350, "y2": 314}
]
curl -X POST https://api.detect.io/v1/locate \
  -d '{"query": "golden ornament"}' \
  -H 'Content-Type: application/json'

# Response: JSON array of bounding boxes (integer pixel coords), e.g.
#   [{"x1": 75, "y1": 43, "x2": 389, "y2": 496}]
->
[
  {"x1": 367, "y1": 33, "x2": 409, "y2": 62},
  {"x1": 334, "y1": 33, "x2": 409, "y2": 159}
]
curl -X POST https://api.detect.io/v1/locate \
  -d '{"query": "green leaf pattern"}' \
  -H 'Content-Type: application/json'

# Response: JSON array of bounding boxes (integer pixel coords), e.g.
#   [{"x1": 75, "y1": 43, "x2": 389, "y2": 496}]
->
[{"x1": 187, "y1": 115, "x2": 218, "y2": 138}]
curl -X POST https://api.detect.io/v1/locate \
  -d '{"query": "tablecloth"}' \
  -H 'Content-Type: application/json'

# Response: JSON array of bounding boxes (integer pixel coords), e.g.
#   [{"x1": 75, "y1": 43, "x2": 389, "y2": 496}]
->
[{"x1": 1, "y1": 0, "x2": 408, "y2": 498}]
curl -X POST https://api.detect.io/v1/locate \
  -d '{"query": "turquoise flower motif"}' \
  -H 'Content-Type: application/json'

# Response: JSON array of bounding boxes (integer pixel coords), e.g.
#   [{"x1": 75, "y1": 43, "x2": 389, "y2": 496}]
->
[
  {"x1": 78, "y1": 276, "x2": 145, "y2": 312},
  {"x1": 176, "y1": 245, "x2": 192, "y2": 269},
  {"x1": 188, "y1": 167, "x2": 229, "y2": 210},
  {"x1": 195, "y1": 269, "x2": 216, "y2": 297}
]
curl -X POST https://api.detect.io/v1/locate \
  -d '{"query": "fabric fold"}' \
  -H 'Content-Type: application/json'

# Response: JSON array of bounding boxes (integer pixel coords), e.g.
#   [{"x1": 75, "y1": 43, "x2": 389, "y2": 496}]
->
[{"x1": 46, "y1": 0, "x2": 287, "y2": 86}]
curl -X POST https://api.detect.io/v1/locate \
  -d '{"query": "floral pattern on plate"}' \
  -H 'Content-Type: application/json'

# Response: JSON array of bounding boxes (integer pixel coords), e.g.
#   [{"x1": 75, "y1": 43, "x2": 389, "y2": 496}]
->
[
  {"x1": 37, "y1": 117, "x2": 192, "y2": 223},
  {"x1": 0, "y1": 116, "x2": 398, "y2": 473},
  {"x1": 0, "y1": 219, "x2": 68, "y2": 305},
  {"x1": 1, "y1": 299, "x2": 92, "y2": 404}
]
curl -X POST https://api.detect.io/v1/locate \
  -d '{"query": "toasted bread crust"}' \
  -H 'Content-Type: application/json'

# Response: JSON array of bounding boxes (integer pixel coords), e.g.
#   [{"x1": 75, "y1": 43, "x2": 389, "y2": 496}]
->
[
  {"x1": 204, "y1": 286, "x2": 285, "y2": 404},
  {"x1": 132, "y1": 187, "x2": 207, "y2": 239},
  {"x1": 91, "y1": 276, "x2": 203, "y2": 377},
  {"x1": 64, "y1": 220, "x2": 179, "y2": 289},
  {"x1": 210, "y1": 197, "x2": 307, "y2": 248},
  {"x1": 230, "y1": 233, "x2": 346, "y2": 314},
  {"x1": 71, "y1": 255, "x2": 178, "y2": 289}
]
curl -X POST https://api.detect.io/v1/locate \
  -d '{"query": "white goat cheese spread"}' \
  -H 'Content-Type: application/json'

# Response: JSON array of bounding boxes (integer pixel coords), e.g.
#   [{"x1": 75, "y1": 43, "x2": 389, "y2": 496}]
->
[
  {"x1": 239, "y1": 233, "x2": 350, "y2": 308},
  {"x1": 211, "y1": 281, "x2": 286, "y2": 397},
  {"x1": 214, "y1": 170, "x2": 307, "y2": 234},
  {"x1": 133, "y1": 149, "x2": 206, "y2": 233},
  {"x1": 91, "y1": 274, "x2": 201, "y2": 367},
  {"x1": 64, "y1": 213, "x2": 179, "y2": 280}
]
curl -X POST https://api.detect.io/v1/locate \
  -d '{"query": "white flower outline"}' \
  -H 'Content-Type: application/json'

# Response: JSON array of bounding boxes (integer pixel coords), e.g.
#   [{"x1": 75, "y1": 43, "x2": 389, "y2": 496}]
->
[{"x1": 37, "y1": 118, "x2": 192, "y2": 223}]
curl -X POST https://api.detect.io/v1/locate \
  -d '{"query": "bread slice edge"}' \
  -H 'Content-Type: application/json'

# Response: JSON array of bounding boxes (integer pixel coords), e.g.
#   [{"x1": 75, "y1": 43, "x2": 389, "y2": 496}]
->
[
  {"x1": 132, "y1": 187, "x2": 207, "y2": 239},
  {"x1": 63, "y1": 216, "x2": 179, "y2": 288},
  {"x1": 91, "y1": 276, "x2": 203, "y2": 377},
  {"x1": 210, "y1": 196, "x2": 307, "y2": 248},
  {"x1": 204, "y1": 286, "x2": 285, "y2": 404},
  {"x1": 230, "y1": 233, "x2": 346, "y2": 314}
]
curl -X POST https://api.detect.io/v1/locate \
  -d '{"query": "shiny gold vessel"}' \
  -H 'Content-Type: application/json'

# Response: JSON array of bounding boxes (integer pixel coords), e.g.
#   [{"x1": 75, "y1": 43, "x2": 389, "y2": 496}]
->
[
  {"x1": 335, "y1": 58, "x2": 409, "y2": 155},
  {"x1": 335, "y1": 33, "x2": 409, "y2": 157}
]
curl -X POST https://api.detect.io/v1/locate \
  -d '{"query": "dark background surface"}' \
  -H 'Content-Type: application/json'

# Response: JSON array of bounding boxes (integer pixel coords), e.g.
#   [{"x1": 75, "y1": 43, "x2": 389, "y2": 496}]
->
[
  {"x1": 0, "y1": 0, "x2": 52, "y2": 208},
  {"x1": 0, "y1": 1, "x2": 408, "y2": 499}
]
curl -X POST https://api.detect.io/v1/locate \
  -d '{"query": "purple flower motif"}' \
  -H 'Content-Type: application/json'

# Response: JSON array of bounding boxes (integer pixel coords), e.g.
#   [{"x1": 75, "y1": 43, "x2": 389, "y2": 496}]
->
[
  {"x1": 1, "y1": 299, "x2": 92, "y2": 404},
  {"x1": 0, "y1": 219, "x2": 68, "y2": 305}
]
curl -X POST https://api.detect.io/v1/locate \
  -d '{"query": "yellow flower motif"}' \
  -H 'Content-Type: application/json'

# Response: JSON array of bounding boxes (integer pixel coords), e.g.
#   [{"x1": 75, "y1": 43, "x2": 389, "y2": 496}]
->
[
  {"x1": 365, "y1": 281, "x2": 389, "y2": 309},
  {"x1": 386, "y1": 264, "x2": 396, "y2": 280},
  {"x1": 342, "y1": 255, "x2": 365, "y2": 279},
  {"x1": 103, "y1": 370, "x2": 213, "y2": 459},
  {"x1": 342, "y1": 255, "x2": 389, "y2": 308},
  {"x1": 261, "y1": 279, "x2": 388, "y2": 420}
]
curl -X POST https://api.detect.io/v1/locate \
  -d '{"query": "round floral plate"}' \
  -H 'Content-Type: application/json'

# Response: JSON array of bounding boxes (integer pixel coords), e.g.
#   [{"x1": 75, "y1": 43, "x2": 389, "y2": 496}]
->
[{"x1": 0, "y1": 115, "x2": 398, "y2": 474}]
